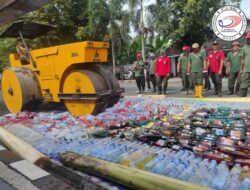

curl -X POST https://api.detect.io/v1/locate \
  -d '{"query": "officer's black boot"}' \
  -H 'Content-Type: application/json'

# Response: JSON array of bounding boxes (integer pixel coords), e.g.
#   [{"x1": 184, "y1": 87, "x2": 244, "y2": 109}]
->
[
  {"x1": 235, "y1": 86, "x2": 240, "y2": 95},
  {"x1": 218, "y1": 90, "x2": 223, "y2": 97},
  {"x1": 158, "y1": 86, "x2": 162, "y2": 95},
  {"x1": 142, "y1": 87, "x2": 145, "y2": 93},
  {"x1": 207, "y1": 81, "x2": 211, "y2": 90},
  {"x1": 163, "y1": 87, "x2": 167, "y2": 95},
  {"x1": 228, "y1": 88, "x2": 234, "y2": 95},
  {"x1": 214, "y1": 87, "x2": 218, "y2": 95},
  {"x1": 238, "y1": 88, "x2": 248, "y2": 97},
  {"x1": 153, "y1": 85, "x2": 156, "y2": 93},
  {"x1": 218, "y1": 87, "x2": 223, "y2": 97}
]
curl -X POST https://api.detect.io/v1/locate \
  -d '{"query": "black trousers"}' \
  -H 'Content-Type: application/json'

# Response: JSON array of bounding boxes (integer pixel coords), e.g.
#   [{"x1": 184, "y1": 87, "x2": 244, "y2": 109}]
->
[
  {"x1": 181, "y1": 71, "x2": 192, "y2": 89},
  {"x1": 157, "y1": 75, "x2": 168, "y2": 93},
  {"x1": 204, "y1": 72, "x2": 211, "y2": 89},
  {"x1": 135, "y1": 76, "x2": 145, "y2": 92},
  {"x1": 146, "y1": 71, "x2": 151, "y2": 89},
  {"x1": 211, "y1": 72, "x2": 222, "y2": 92},
  {"x1": 150, "y1": 74, "x2": 157, "y2": 90}
]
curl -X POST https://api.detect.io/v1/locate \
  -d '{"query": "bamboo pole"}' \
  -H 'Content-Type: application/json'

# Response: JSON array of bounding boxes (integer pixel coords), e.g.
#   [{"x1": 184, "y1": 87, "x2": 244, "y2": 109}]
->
[
  {"x1": 0, "y1": 127, "x2": 50, "y2": 168},
  {"x1": 60, "y1": 152, "x2": 210, "y2": 190}
]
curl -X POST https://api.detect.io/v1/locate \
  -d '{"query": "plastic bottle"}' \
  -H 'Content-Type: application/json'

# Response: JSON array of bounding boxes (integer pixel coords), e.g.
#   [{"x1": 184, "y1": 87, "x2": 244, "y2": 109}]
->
[
  {"x1": 168, "y1": 162, "x2": 187, "y2": 178},
  {"x1": 162, "y1": 157, "x2": 181, "y2": 176},
  {"x1": 178, "y1": 162, "x2": 199, "y2": 181},
  {"x1": 135, "y1": 153, "x2": 155, "y2": 170},
  {"x1": 151, "y1": 150, "x2": 176, "y2": 174},
  {"x1": 144, "y1": 149, "x2": 171, "y2": 171},
  {"x1": 188, "y1": 158, "x2": 209, "y2": 185},
  {"x1": 201, "y1": 160, "x2": 217, "y2": 188},
  {"x1": 224, "y1": 164, "x2": 242, "y2": 190},
  {"x1": 121, "y1": 144, "x2": 154, "y2": 166},
  {"x1": 239, "y1": 177, "x2": 250, "y2": 190},
  {"x1": 212, "y1": 161, "x2": 230, "y2": 190}
]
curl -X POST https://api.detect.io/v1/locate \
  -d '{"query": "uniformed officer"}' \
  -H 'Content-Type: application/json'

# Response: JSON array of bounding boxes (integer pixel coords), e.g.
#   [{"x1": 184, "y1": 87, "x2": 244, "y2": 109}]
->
[
  {"x1": 201, "y1": 45, "x2": 211, "y2": 90},
  {"x1": 239, "y1": 32, "x2": 250, "y2": 97},
  {"x1": 207, "y1": 41, "x2": 225, "y2": 97},
  {"x1": 133, "y1": 53, "x2": 146, "y2": 94},
  {"x1": 226, "y1": 41, "x2": 242, "y2": 95},
  {"x1": 146, "y1": 52, "x2": 151, "y2": 91},
  {"x1": 187, "y1": 43, "x2": 206, "y2": 98},
  {"x1": 155, "y1": 49, "x2": 171, "y2": 95},
  {"x1": 177, "y1": 45, "x2": 192, "y2": 91},
  {"x1": 148, "y1": 53, "x2": 157, "y2": 93}
]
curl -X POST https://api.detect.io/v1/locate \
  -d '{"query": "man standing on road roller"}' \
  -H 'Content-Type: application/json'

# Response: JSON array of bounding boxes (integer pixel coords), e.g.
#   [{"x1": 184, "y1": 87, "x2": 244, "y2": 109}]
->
[
  {"x1": 133, "y1": 53, "x2": 146, "y2": 94},
  {"x1": 16, "y1": 38, "x2": 30, "y2": 65},
  {"x1": 207, "y1": 41, "x2": 225, "y2": 97},
  {"x1": 148, "y1": 53, "x2": 157, "y2": 93},
  {"x1": 155, "y1": 49, "x2": 171, "y2": 95},
  {"x1": 177, "y1": 45, "x2": 192, "y2": 92},
  {"x1": 187, "y1": 43, "x2": 206, "y2": 98},
  {"x1": 226, "y1": 41, "x2": 242, "y2": 95},
  {"x1": 239, "y1": 32, "x2": 250, "y2": 97}
]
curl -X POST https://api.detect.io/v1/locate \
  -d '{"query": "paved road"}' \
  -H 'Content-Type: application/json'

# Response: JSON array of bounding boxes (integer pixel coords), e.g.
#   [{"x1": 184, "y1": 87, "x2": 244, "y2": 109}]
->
[
  {"x1": 119, "y1": 77, "x2": 246, "y2": 98},
  {"x1": 0, "y1": 77, "x2": 248, "y2": 116}
]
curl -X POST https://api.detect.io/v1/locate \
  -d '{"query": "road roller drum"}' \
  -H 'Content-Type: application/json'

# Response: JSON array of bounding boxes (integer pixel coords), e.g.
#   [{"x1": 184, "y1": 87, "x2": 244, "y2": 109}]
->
[
  {"x1": 1, "y1": 67, "x2": 42, "y2": 113},
  {"x1": 61, "y1": 70, "x2": 110, "y2": 116}
]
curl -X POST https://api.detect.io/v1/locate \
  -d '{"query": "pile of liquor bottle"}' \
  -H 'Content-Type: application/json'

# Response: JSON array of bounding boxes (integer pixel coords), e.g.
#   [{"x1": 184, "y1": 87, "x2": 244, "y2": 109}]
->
[
  {"x1": 188, "y1": 107, "x2": 249, "y2": 165},
  {"x1": 96, "y1": 107, "x2": 250, "y2": 166},
  {"x1": 33, "y1": 137, "x2": 250, "y2": 190}
]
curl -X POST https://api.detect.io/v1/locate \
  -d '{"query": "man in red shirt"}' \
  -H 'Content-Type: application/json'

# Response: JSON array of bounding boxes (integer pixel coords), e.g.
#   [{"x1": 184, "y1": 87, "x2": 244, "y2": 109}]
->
[
  {"x1": 207, "y1": 41, "x2": 225, "y2": 97},
  {"x1": 155, "y1": 49, "x2": 171, "y2": 95}
]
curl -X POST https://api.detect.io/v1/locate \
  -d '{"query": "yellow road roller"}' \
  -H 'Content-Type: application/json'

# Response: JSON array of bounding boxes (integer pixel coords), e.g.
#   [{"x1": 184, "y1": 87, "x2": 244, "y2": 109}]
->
[{"x1": 1, "y1": 21, "x2": 124, "y2": 116}]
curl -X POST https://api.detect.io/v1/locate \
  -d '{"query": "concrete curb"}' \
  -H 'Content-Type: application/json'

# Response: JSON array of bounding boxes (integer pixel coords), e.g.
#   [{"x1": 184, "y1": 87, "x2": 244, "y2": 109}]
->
[
  {"x1": 118, "y1": 80, "x2": 135, "y2": 83},
  {"x1": 124, "y1": 95, "x2": 250, "y2": 102},
  {"x1": 0, "y1": 144, "x2": 75, "y2": 190}
]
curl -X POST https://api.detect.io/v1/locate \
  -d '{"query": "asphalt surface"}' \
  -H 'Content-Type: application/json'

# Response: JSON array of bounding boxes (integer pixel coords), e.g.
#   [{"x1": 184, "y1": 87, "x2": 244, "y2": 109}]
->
[
  {"x1": 0, "y1": 77, "x2": 247, "y2": 116},
  {"x1": 119, "y1": 77, "x2": 246, "y2": 98}
]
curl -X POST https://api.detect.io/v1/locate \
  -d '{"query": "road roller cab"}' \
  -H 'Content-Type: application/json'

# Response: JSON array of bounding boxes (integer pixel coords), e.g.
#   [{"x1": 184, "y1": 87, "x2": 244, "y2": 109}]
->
[{"x1": 1, "y1": 21, "x2": 124, "y2": 116}]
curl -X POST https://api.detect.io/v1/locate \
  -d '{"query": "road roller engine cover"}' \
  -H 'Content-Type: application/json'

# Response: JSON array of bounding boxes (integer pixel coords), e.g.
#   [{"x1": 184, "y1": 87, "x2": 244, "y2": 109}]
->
[{"x1": 1, "y1": 21, "x2": 124, "y2": 116}]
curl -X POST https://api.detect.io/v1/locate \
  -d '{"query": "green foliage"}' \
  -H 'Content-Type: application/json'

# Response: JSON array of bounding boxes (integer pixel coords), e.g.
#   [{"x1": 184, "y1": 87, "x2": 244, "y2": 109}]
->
[
  {"x1": 0, "y1": 0, "x2": 243, "y2": 67},
  {"x1": 148, "y1": 0, "x2": 224, "y2": 49},
  {"x1": 0, "y1": 38, "x2": 16, "y2": 66}
]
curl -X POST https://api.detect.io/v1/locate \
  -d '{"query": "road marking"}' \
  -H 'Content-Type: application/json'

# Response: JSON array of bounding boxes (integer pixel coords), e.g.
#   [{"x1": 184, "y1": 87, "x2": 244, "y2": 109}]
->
[
  {"x1": 0, "y1": 145, "x2": 6, "y2": 151},
  {"x1": 10, "y1": 160, "x2": 50, "y2": 181}
]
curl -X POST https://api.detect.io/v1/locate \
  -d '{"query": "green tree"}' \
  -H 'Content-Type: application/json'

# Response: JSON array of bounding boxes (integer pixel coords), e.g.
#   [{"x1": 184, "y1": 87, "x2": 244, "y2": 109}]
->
[
  {"x1": 148, "y1": 0, "x2": 241, "y2": 48},
  {"x1": 106, "y1": 0, "x2": 129, "y2": 73},
  {"x1": 128, "y1": 0, "x2": 148, "y2": 61}
]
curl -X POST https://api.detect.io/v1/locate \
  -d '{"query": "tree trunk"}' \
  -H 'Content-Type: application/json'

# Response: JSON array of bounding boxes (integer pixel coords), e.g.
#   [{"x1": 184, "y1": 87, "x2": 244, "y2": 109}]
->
[
  {"x1": 111, "y1": 39, "x2": 116, "y2": 75},
  {"x1": 140, "y1": 0, "x2": 146, "y2": 62}
]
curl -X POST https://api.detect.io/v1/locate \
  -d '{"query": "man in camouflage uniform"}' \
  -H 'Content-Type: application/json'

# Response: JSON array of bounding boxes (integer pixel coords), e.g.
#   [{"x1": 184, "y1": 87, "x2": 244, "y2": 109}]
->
[
  {"x1": 177, "y1": 45, "x2": 192, "y2": 91},
  {"x1": 239, "y1": 32, "x2": 250, "y2": 97},
  {"x1": 133, "y1": 53, "x2": 146, "y2": 94},
  {"x1": 148, "y1": 53, "x2": 157, "y2": 93},
  {"x1": 187, "y1": 43, "x2": 206, "y2": 98},
  {"x1": 226, "y1": 41, "x2": 242, "y2": 95}
]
